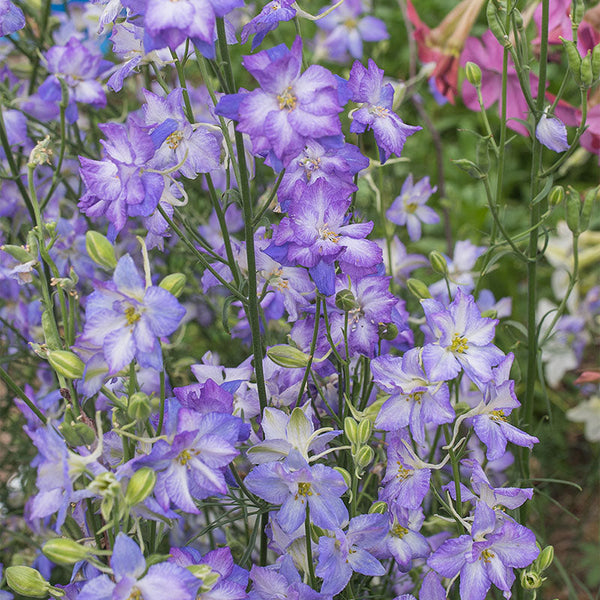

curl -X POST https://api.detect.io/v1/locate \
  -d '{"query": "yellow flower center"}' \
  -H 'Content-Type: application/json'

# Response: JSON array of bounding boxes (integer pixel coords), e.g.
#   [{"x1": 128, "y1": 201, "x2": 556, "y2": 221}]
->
[
  {"x1": 277, "y1": 86, "x2": 297, "y2": 111},
  {"x1": 396, "y1": 462, "x2": 412, "y2": 480},
  {"x1": 296, "y1": 482, "x2": 313, "y2": 497},
  {"x1": 405, "y1": 202, "x2": 418, "y2": 213},
  {"x1": 449, "y1": 333, "x2": 468, "y2": 353},
  {"x1": 166, "y1": 130, "x2": 184, "y2": 149},
  {"x1": 370, "y1": 105, "x2": 390, "y2": 118},
  {"x1": 491, "y1": 409, "x2": 507, "y2": 422},
  {"x1": 408, "y1": 391, "x2": 424, "y2": 403},
  {"x1": 177, "y1": 449, "x2": 200, "y2": 466},
  {"x1": 480, "y1": 549, "x2": 495, "y2": 563},
  {"x1": 125, "y1": 306, "x2": 141, "y2": 325},
  {"x1": 319, "y1": 224, "x2": 340, "y2": 243},
  {"x1": 391, "y1": 524, "x2": 408, "y2": 538},
  {"x1": 128, "y1": 588, "x2": 143, "y2": 600},
  {"x1": 344, "y1": 18, "x2": 357, "y2": 29}
]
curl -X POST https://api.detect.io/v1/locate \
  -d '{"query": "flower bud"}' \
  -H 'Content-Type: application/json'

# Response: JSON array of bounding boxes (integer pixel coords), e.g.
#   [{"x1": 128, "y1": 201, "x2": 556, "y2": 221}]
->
[
  {"x1": 267, "y1": 344, "x2": 310, "y2": 368},
  {"x1": 28, "y1": 135, "x2": 53, "y2": 167},
  {"x1": 159, "y1": 273, "x2": 186, "y2": 298},
  {"x1": 357, "y1": 419, "x2": 372, "y2": 445},
  {"x1": 429, "y1": 250, "x2": 448, "y2": 276},
  {"x1": 378, "y1": 322, "x2": 398, "y2": 341},
  {"x1": 48, "y1": 350, "x2": 85, "y2": 380},
  {"x1": 335, "y1": 288, "x2": 359, "y2": 312},
  {"x1": 333, "y1": 467, "x2": 352, "y2": 488},
  {"x1": 125, "y1": 467, "x2": 157, "y2": 506},
  {"x1": 407, "y1": 278, "x2": 431, "y2": 300},
  {"x1": 535, "y1": 545, "x2": 554, "y2": 572},
  {"x1": 42, "y1": 538, "x2": 91, "y2": 565},
  {"x1": 368, "y1": 501, "x2": 388, "y2": 514},
  {"x1": 453, "y1": 158, "x2": 485, "y2": 180},
  {"x1": 355, "y1": 445, "x2": 374, "y2": 469},
  {"x1": 520, "y1": 569, "x2": 544, "y2": 589},
  {"x1": 41, "y1": 309, "x2": 61, "y2": 350},
  {"x1": 572, "y1": 0, "x2": 585, "y2": 26},
  {"x1": 0, "y1": 244, "x2": 35, "y2": 263},
  {"x1": 127, "y1": 391, "x2": 152, "y2": 421},
  {"x1": 5, "y1": 566, "x2": 62, "y2": 598},
  {"x1": 548, "y1": 185, "x2": 564, "y2": 206},
  {"x1": 486, "y1": 0, "x2": 507, "y2": 45},
  {"x1": 592, "y1": 44, "x2": 600, "y2": 82},
  {"x1": 344, "y1": 417, "x2": 358, "y2": 445},
  {"x1": 86, "y1": 231, "x2": 117, "y2": 270},
  {"x1": 465, "y1": 62, "x2": 482, "y2": 87}
]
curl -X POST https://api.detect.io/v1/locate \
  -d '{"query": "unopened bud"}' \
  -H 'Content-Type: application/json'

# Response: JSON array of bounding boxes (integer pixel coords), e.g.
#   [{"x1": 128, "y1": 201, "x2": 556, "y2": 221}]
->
[
  {"x1": 127, "y1": 391, "x2": 152, "y2": 421},
  {"x1": 592, "y1": 44, "x2": 600, "y2": 82},
  {"x1": 86, "y1": 231, "x2": 117, "y2": 270},
  {"x1": 355, "y1": 445, "x2": 374, "y2": 469},
  {"x1": 28, "y1": 135, "x2": 53, "y2": 167},
  {"x1": 520, "y1": 569, "x2": 544, "y2": 589},
  {"x1": 48, "y1": 350, "x2": 85, "y2": 380},
  {"x1": 42, "y1": 538, "x2": 91, "y2": 565},
  {"x1": 429, "y1": 250, "x2": 448, "y2": 276},
  {"x1": 453, "y1": 158, "x2": 485, "y2": 180},
  {"x1": 5, "y1": 566, "x2": 62, "y2": 598},
  {"x1": 357, "y1": 419, "x2": 372, "y2": 444},
  {"x1": 0, "y1": 244, "x2": 34, "y2": 262},
  {"x1": 267, "y1": 344, "x2": 311, "y2": 368},
  {"x1": 125, "y1": 467, "x2": 157, "y2": 506},
  {"x1": 561, "y1": 38, "x2": 582, "y2": 85},
  {"x1": 344, "y1": 417, "x2": 358, "y2": 444},
  {"x1": 159, "y1": 273, "x2": 186, "y2": 298},
  {"x1": 335, "y1": 288, "x2": 359, "y2": 312},
  {"x1": 465, "y1": 62, "x2": 482, "y2": 87},
  {"x1": 535, "y1": 545, "x2": 554, "y2": 572},
  {"x1": 548, "y1": 185, "x2": 565, "y2": 206},
  {"x1": 369, "y1": 501, "x2": 388, "y2": 514},
  {"x1": 333, "y1": 467, "x2": 351, "y2": 488},
  {"x1": 407, "y1": 278, "x2": 431, "y2": 300},
  {"x1": 572, "y1": 0, "x2": 585, "y2": 25},
  {"x1": 378, "y1": 322, "x2": 398, "y2": 341},
  {"x1": 60, "y1": 420, "x2": 96, "y2": 447}
]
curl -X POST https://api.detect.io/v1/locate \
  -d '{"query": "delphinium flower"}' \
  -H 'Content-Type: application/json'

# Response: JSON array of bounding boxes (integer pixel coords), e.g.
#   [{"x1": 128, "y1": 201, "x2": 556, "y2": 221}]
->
[
  {"x1": 421, "y1": 288, "x2": 504, "y2": 388},
  {"x1": 79, "y1": 533, "x2": 199, "y2": 600},
  {"x1": 346, "y1": 59, "x2": 421, "y2": 163},
  {"x1": 428, "y1": 502, "x2": 539, "y2": 600},
  {"x1": 315, "y1": 513, "x2": 388, "y2": 596},
  {"x1": 0, "y1": 0, "x2": 25, "y2": 36},
  {"x1": 315, "y1": 0, "x2": 388, "y2": 63},
  {"x1": 215, "y1": 37, "x2": 343, "y2": 168},
  {"x1": 241, "y1": 0, "x2": 296, "y2": 51},
  {"x1": 77, "y1": 254, "x2": 186, "y2": 374},
  {"x1": 535, "y1": 109, "x2": 570, "y2": 152},
  {"x1": 38, "y1": 37, "x2": 109, "y2": 123},
  {"x1": 244, "y1": 449, "x2": 348, "y2": 532},
  {"x1": 371, "y1": 348, "x2": 454, "y2": 446},
  {"x1": 386, "y1": 174, "x2": 439, "y2": 241},
  {"x1": 377, "y1": 236, "x2": 428, "y2": 285}
]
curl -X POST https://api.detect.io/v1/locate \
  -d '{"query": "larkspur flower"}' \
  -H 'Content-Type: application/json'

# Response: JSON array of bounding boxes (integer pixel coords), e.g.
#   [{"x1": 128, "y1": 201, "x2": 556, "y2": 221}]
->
[
  {"x1": 0, "y1": 0, "x2": 25, "y2": 36},
  {"x1": 536, "y1": 109, "x2": 569, "y2": 152},
  {"x1": 241, "y1": 0, "x2": 296, "y2": 50}
]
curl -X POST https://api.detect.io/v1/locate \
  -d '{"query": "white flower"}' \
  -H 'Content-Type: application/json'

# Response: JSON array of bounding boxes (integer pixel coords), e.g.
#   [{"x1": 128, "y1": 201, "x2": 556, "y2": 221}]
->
[{"x1": 566, "y1": 396, "x2": 600, "y2": 442}]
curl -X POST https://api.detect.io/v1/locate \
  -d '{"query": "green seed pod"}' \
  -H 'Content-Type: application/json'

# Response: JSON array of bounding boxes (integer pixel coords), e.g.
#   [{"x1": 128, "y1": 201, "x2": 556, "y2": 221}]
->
[
  {"x1": 42, "y1": 538, "x2": 91, "y2": 565},
  {"x1": 344, "y1": 417, "x2": 359, "y2": 445},
  {"x1": 452, "y1": 158, "x2": 485, "y2": 180},
  {"x1": 41, "y1": 309, "x2": 61, "y2": 350},
  {"x1": 406, "y1": 278, "x2": 432, "y2": 300},
  {"x1": 335, "y1": 288, "x2": 359, "y2": 312},
  {"x1": 535, "y1": 545, "x2": 554, "y2": 572},
  {"x1": 580, "y1": 50, "x2": 593, "y2": 88},
  {"x1": 5, "y1": 566, "x2": 61, "y2": 598},
  {"x1": 429, "y1": 250, "x2": 448, "y2": 276},
  {"x1": 125, "y1": 467, "x2": 157, "y2": 506},
  {"x1": 378, "y1": 322, "x2": 398, "y2": 341},
  {"x1": 59, "y1": 420, "x2": 96, "y2": 447},
  {"x1": 48, "y1": 350, "x2": 85, "y2": 380},
  {"x1": 520, "y1": 569, "x2": 544, "y2": 590},
  {"x1": 565, "y1": 190, "x2": 581, "y2": 233},
  {"x1": 333, "y1": 466, "x2": 352, "y2": 488},
  {"x1": 355, "y1": 445, "x2": 374, "y2": 469},
  {"x1": 267, "y1": 344, "x2": 311, "y2": 368},
  {"x1": 357, "y1": 419, "x2": 372, "y2": 444},
  {"x1": 486, "y1": 0, "x2": 507, "y2": 45},
  {"x1": 159, "y1": 273, "x2": 186, "y2": 298},
  {"x1": 512, "y1": 8, "x2": 524, "y2": 30},
  {"x1": 465, "y1": 62, "x2": 482, "y2": 87},
  {"x1": 548, "y1": 185, "x2": 565, "y2": 206},
  {"x1": 26, "y1": 229, "x2": 40, "y2": 258},
  {"x1": 86, "y1": 231, "x2": 117, "y2": 270},
  {"x1": 561, "y1": 38, "x2": 582, "y2": 85},
  {"x1": 572, "y1": 0, "x2": 585, "y2": 25},
  {"x1": 368, "y1": 501, "x2": 388, "y2": 514},
  {"x1": 592, "y1": 44, "x2": 600, "y2": 82},
  {"x1": 580, "y1": 186, "x2": 598, "y2": 231},
  {"x1": 127, "y1": 391, "x2": 152, "y2": 422},
  {"x1": 0, "y1": 244, "x2": 35, "y2": 262}
]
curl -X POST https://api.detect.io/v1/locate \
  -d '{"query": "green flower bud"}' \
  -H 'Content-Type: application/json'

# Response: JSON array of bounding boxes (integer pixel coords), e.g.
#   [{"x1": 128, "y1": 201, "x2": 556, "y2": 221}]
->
[
  {"x1": 344, "y1": 417, "x2": 359, "y2": 445},
  {"x1": 429, "y1": 250, "x2": 448, "y2": 276},
  {"x1": 127, "y1": 391, "x2": 152, "y2": 421},
  {"x1": 572, "y1": 0, "x2": 585, "y2": 25},
  {"x1": 452, "y1": 158, "x2": 485, "y2": 180},
  {"x1": 520, "y1": 569, "x2": 544, "y2": 589},
  {"x1": 125, "y1": 467, "x2": 157, "y2": 506},
  {"x1": 548, "y1": 185, "x2": 565, "y2": 206},
  {"x1": 368, "y1": 501, "x2": 388, "y2": 514},
  {"x1": 42, "y1": 538, "x2": 91, "y2": 565},
  {"x1": 0, "y1": 244, "x2": 35, "y2": 262},
  {"x1": 333, "y1": 466, "x2": 352, "y2": 488},
  {"x1": 335, "y1": 288, "x2": 359, "y2": 312},
  {"x1": 407, "y1": 278, "x2": 431, "y2": 300},
  {"x1": 5, "y1": 566, "x2": 62, "y2": 598},
  {"x1": 355, "y1": 445, "x2": 374, "y2": 469},
  {"x1": 565, "y1": 189, "x2": 581, "y2": 233},
  {"x1": 580, "y1": 186, "x2": 598, "y2": 232},
  {"x1": 512, "y1": 8, "x2": 523, "y2": 30},
  {"x1": 267, "y1": 344, "x2": 311, "y2": 368},
  {"x1": 580, "y1": 50, "x2": 594, "y2": 88},
  {"x1": 465, "y1": 62, "x2": 482, "y2": 87},
  {"x1": 535, "y1": 545, "x2": 554, "y2": 572},
  {"x1": 377, "y1": 322, "x2": 398, "y2": 341},
  {"x1": 47, "y1": 350, "x2": 85, "y2": 380},
  {"x1": 86, "y1": 231, "x2": 117, "y2": 270},
  {"x1": 357, "y1": 419, "x2": 372, "y2": 444},
  {"x1": 26, "y1": 230, "x2": 40, "y2": 258},
  {"x1": 159, "y1": 273, "x2": 186, "y2": 298}
]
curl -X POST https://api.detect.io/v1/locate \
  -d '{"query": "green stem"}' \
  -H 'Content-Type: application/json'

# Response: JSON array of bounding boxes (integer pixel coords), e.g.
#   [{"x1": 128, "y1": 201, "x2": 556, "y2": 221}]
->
[
  {"x1": 304, "y1": 504, "x2": 316, "y2": 588},
  {"x1": 0, "y1": 366, "x2": 47, "y2": 424},
  {"x1": 296, "y1": 296, "x2": 321, "y2": 407}
]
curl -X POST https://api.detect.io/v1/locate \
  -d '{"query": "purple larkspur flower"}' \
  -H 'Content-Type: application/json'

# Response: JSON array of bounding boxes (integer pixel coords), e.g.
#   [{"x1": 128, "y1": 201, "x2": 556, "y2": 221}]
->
[
  {"x1": 315, "y1": 513, "x2": 388, "y2": 596},
  {"x1": 79, "y1": 533, "x2": 199, "y2": 600},
  {"x1": 38, "y1": 37, "x2": 108, "y2": 123},
  {"x1": 421, "y1": 289, "x2": 504, "y2": 387},
  {"x1": 386, "y1": 174, "x2": 439, "y2": 241},
  {"x1": 78, "y1": 254, "x2": 186, "y2": 374},
  {"x1": 536, "y1": 110, "x2": 569, "y2": 152},
  {"x1": 347, "y1": 59, "x2": 421, "y2": 163},
  {"x1": 372, "y1": 348, "x2": 454, "y2": 445},
  {"x1": 379, "y1": 507, "x2": 430, "y2": 572},
  {"x1": 244, "y1": 449, "x2": 348, "y2": 532},
  {"x1": 215, "y1": 37, "x2": 342, "y2": 168},
  {"x1": 316, "y1": 0, "x2": 388, "y2": 62},
  {"x1": 428, "y1": 503, "x2": 539, "y2": 600},
  {"x1": 377, "y1": 236, "x2": 428, "y2": 285},
  {"x1": 241, "y1": 0, "x2": 296, "y2": 50},
  {"x1": 0, "y1": 0, "x2": 25, "y2": 36}
]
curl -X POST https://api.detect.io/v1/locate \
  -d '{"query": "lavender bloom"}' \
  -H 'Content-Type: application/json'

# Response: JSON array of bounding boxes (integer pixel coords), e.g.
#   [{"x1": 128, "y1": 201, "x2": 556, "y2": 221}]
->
[
  {"x1": 38, "y1": 38, "x2": 108, "y2": 123},
  {"x1": 316, "y1": 0, "x2": 388, "y2": 62},
  {"x1": 79, "y1": 533, "x2": 199, "y2": 600},
  {"x1": 377, "y1": 236, "x2": 428, "y2": 285},
  {"x1": 428, "y1": 503, "x2": 539, "y2": 600},
  {"x1": 421, "y1": 289, "x2": 504, "y2": 388},
  {"x1": 0, "y1": 0, "x2": 25, "y2": 36},
  {"x1": 78, "y1": 254, "x2": 186, "y2": 374},
  {"x1": 380, "y1": 507, "x2": 430, "y2": 571},
  {"x1": 241, "y1": 0, "x2": 296, "y2": 50},
  {"x1": 244, "y1": 450, "x2": 348, "y2": 532},
  {"x1": 386, "y1": 174, "x2": 439, "y2": 241},
  {"x1": 315, "y1": 513, "x2": 388, "y2": 596},
  {"x1": 347, "y1": 59, "x2": 421, "y2": 163},
  {"x1": 215, "y1": 38, "x2": 342, "y2": 168},
  {"x1": 372, "y1": 348, "x2": 454, "y2": 445},
  {"x1": 536, "y1": 109, "x2": 569, "y2": 152}
]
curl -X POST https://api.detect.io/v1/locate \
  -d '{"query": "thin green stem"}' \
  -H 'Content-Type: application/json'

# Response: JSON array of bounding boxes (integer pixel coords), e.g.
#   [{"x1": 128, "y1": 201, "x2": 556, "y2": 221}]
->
[
  {"x1": 304, "y1": 504, "x2": 316, "y2": 588},
  {"x1": 0, "y1": 366, "x2": 47, "y2": 424},
  {"x1": 296, "y1": 296, "x2": 321, "y2": 407}
]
